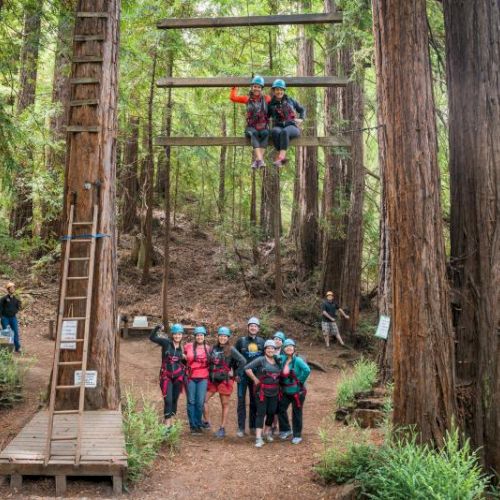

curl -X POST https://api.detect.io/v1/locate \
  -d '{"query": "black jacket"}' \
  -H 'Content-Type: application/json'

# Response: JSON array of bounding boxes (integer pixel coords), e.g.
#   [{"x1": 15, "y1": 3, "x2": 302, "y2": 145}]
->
[{"x1": 0, "y1": 294, "x2": 21, "y2": 318}]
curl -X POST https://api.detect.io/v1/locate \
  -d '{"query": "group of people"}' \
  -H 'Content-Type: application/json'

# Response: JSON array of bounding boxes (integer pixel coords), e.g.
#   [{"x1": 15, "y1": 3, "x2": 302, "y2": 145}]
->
[
  {"x1": 0, "y1": 282, "x2": 22, "y2": 353},
  {"x1": 230, "y1": 76, "x2": 306, "y2": 169},
  {"x1": 150, "y1": 316, "x2": 310, "y2": 448}
]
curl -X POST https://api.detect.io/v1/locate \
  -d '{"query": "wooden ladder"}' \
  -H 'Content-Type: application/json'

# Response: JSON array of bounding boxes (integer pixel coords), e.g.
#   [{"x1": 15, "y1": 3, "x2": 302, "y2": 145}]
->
[{"x1": 44, "y1": 204, "x2": 99, "y2": 466}]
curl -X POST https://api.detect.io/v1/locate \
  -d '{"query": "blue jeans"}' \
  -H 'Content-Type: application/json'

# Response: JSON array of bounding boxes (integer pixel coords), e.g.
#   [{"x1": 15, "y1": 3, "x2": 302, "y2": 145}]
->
[
  {"x1": 1, "y1": 316, "x2": 20, "y2": 352},
  {"x1": 237, "y1": 373, "x2": 257, "y2": 431},
  {"x1": 187, "y1": 378, "x2": 208, "y2": 429}
]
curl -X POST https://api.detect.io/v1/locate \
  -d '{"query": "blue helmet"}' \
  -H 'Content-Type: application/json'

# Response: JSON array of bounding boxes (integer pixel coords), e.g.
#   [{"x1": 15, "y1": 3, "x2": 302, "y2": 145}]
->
[
  {"x1": 194, "y1": 326, "x2": 207, "y2": 335},
  {"x1": 283, "y1": 338, "x2": 296, "y2": 347},
  {"x1": 273, "y1": 331, "x2": 286, "y2": 342},
  {"x1": 272, "y1": 78, "x2": 286, "y2": 89},
  {"x1": 251, "y1": 75, "x2": 265, "y2": 87},
  {"x1": 217, "y1": 326, "x2": 231, "y2": 337},
  {"x1": 247, "y1": 316, "x2": 260, "y2": 327},
  {"x1": 170, "y1": 323, "x2": 184, "y2": 334}
]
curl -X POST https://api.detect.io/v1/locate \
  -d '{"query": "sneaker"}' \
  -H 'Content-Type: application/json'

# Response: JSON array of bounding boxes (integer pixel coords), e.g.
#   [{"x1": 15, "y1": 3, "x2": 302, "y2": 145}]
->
[
  {"x1": 264, "y1": 433, "x2": 274, "y2": 443},
  {"x1": 190, "y1": 428, "x2": 202, "y2": 435},
  {"x1": 255, "y1": 438, "x2": 265, "y2": 448},
  {"x1": 257, "y1": 159, "x2": 266, "y2": 169},
  {"x1": 279, "y1": 430, "x2": 293, "y2": 440},
  {"x1": 273, "y1": 159, "x2": 282, "y2": 168},
  {"x1": 201, "y1": 421, "x2": 211, "y2": 430},
  {"x1": 291, "y1": 437, "x2": 303, "y2": 445},
  {"x1": 214, "y1": 427, "x2": 226, "y2": 438},
  {"x1": 251, "y1": 160, "x2": 259, "y2": 169},
  {"x1": 236, "y1": 429, "x2": 245, "y2": 438}
]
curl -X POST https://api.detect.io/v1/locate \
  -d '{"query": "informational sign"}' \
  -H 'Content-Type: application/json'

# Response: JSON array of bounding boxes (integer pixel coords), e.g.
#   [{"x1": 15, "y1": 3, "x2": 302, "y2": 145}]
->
[
  {"x1": 61, "y1": 320, "x2": 78, "y2": 349},
  {"x1": 375, "y1": 315, "x2": 390, "y2": 340},
  {"x1": 74, "y1": 370, "x2": 98, "y2": 388},
  {"x1": 132, "y1": 316, "x2": 148, "y2": 328}
]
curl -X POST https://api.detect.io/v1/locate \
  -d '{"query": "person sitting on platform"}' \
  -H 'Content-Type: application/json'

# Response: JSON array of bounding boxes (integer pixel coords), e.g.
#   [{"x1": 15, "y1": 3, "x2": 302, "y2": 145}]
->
[
  {"x1": 230, "y1": 75, "x2": 271, "y2": 170},
  {"x1": 267, "y1": 79, "x2": 305, "y2": 168}
]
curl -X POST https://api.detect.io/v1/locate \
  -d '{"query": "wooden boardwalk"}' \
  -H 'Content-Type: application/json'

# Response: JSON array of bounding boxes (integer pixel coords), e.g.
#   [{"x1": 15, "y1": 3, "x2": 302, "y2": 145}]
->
[{"x1": 0, "y1": 410, "x2": 127, "y2": 495}]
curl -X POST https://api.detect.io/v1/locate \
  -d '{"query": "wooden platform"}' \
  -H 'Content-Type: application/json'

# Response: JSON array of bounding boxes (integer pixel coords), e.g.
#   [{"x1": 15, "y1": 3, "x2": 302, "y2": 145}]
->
[{"x1": 0, "y1": 410, "x2": 127, "y2": 495}]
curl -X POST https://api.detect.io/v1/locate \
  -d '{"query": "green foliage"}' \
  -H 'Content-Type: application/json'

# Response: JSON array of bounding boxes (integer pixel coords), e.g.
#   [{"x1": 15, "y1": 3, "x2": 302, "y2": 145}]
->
[
  {"x1": 336, "y1": 358, "x2": 378, "y2": 408},
  {"x1": 0, "y1": 349, "x2": 28, "y2": 408},
  {"x1": 122, "y1": 391, "x2": 180, "y2": 482},
  {"x1": 315, "y1": 427, "x2": 493, "y2": 500}
]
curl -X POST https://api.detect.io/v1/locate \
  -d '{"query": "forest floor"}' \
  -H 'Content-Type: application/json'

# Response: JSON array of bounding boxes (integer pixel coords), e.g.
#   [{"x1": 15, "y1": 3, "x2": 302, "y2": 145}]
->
[{"x1": 0, "y1": 215, "x2": 380, "y2": 499}]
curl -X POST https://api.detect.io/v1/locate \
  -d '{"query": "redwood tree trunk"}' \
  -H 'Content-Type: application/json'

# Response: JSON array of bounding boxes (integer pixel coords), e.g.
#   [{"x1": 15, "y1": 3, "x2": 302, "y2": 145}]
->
[
  {"x1": 218, "y1": 112, "x2": 227, "y2": 220},
  {"x1": 121, "y1": 116, "x2": 139, "y2": 233},
  {"x1": 10, "y1": 2, "x2": 44, "y2": 237},
  {"x1": 58, "y1": 0, "x2": 121, "y2": 410},
  {"x1": 443, "y1": 0, "x2": 500, "y2": 472},
  {"x1": 372, "y1": 0, "x2": 456, "y2": 443},
  {"x1": 296, "y1": 0, "x2": 318, "y2": 276}
]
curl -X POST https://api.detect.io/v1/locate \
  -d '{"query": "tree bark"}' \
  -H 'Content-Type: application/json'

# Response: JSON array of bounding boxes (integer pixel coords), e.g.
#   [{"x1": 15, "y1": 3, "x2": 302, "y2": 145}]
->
[
  {"x1": 218, "y1": 112, "x2": 227, "y2": 220},
  {"x1": 372, "y1": 0, "x2": 456, "y2": 443},
  {"x1": 339, "y1": 61, "x2": 365, "y2": 334},
  {"x1": 121, "y1": 116, "x2": 139, "y2": 233},
  {"x1": 443, "y1": 0, "x2": 500, "y2": 472},
  {"x1": 10, "y1": 1, "x2": 44, "y2": 237},
  {"x1": 58, "y1": 0, "x2": 121, "y2": 410},
  {"x1": 296, "y1": 0, "x2": 318, "y2": 277}
]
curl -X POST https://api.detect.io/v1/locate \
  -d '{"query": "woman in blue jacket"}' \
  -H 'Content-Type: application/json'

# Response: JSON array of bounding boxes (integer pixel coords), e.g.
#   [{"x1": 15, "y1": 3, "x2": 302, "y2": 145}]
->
[{"x1": 278, "y1": 339, "x2": 310, "y2": 444}]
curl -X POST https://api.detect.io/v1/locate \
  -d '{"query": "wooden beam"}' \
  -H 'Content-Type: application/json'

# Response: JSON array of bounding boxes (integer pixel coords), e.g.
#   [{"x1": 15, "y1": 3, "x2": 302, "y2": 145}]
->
[
  {"x1": 157, "y1": 12, "x2": 342, "y2": 30},
  {"x1": 157, "y1": 76, "x2": 348, "y2": 88},
  {"x1": 155, "y1": 136, "x2": 351, "y2": 147}
]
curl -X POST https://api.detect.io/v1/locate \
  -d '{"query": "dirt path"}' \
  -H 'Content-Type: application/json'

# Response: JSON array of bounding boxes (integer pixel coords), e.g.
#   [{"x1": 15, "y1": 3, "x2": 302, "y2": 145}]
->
[{"x1": 0, "y1": 219, "x2": 356, "y2": 498}]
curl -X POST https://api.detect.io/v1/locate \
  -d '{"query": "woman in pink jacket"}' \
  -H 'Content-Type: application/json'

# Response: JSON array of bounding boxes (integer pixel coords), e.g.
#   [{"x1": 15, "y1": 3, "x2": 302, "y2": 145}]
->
[{"x1": 184, "y1": 326, "x2": 211, "y2": 434}]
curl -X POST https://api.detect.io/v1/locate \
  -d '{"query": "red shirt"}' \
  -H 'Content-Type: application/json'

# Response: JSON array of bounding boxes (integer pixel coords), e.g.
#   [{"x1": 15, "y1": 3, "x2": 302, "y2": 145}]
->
[
  {"x1": 230, "y1": 87, "x2": 271, "y2": 105},
  {"x1": 184, "y1": 342, "x2": 210, "y2": 379}
]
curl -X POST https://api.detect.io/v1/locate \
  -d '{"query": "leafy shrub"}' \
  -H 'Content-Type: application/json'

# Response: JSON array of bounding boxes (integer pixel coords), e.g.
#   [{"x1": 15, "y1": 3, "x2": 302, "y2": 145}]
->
[
  {"x1": 336, "y1": 358, "x2": 378, "y2": 408},
  {"x1": 123, "y1": 392, "x2": 181, "y2": 482},
  {"x1": 0, "y1": 349, "x2": 28, "y2": 408}
]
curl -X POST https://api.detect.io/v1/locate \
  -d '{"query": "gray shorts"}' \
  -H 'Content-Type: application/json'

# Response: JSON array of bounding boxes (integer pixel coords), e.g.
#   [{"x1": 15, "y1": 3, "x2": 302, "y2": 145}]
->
[{"x1": 322, "y1": 321, "x2": 339, "y2": 337}]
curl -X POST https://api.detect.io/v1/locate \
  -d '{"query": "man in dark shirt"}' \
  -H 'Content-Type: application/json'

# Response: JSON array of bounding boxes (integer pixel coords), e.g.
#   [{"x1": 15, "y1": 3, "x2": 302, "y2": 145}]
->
[
  {"x1": 0, "y1": 282, "x2": 22, "y2": 352},
  {"x1": 321, "y1": 290, "x2": 349, "y2": 348}
]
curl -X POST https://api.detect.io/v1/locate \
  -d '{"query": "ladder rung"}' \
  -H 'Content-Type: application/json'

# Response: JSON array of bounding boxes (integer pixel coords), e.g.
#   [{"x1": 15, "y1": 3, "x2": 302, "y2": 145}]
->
[
  {"x1": 68, "y1": 257, "x2": 90, "y2": 261},
  {"x1": 70, "y1": 77, "x2": 100, "y2": 85},
  {"x1": 62, "y1": 316, "x2": 86, "y2": 320},
  {"x1": 67, "y1": 276, "x2": 89, "y2": 280},
  {"x1": 58, "y1": 361, "x2": 83, "y2": 366},
  {"x1": 67, "y1": 126, "x2": 99, "y2": 133},
  {"x1": 74, "y1": 34, "x2": 105, "y2": 42},
  {"x1": 73, "y1": 56, "x2": 104, "y2": 63},
  {"x1": 51, "y1": 436, "x2": 78, "y2": 441},
  {"x1": 56, "y1": 385, "x2": 80, "y2": 389},
  {"x1": 53, "y1": 410, "x2": 79, "y2": 415},
  {"x1": 70, "y1": 99, "x2": 99, "y2": 107},
  {"x1": 69, "y1": 237, "x2": 94, "y2": 242},
  {"x1": 76, "y1": 12, "x2": 109, "y2": 18},
  {"x1": 61, "y1": 338, "x2": 84, "y2": 343},
  {"x1": 72, "y1": 221, "x2": 94, "y2": 225},
  {"x1": 64, "y1": 296, "x2": 87, "y2": 300}
]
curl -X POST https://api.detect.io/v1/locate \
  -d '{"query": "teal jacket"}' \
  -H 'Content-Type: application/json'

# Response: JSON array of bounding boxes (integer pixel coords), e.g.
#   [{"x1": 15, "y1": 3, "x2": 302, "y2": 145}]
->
[{"x1": 279, "y1": 354, "x2": 311, "y2": 394}]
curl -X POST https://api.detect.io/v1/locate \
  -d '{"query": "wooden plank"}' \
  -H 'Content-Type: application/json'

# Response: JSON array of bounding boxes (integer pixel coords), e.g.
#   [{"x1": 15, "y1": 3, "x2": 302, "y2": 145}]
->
[
  {"x1": 155, "y1": 135, "x2": 351, "y2": 147},
  {"x1": 76, "y1": 12, "x2": 109, "y2": 18},
  {"x1": 74, "y1": 34, "x2": 105, "y2": 42},
  {"x1": 156, "y1": 76, "x2": 348, "y2": 88},
  {"x1": 157, "y1": 11, "x2": 342, "y2": 29},
  {"x1": 0, "y1": 462, "x2": 126, "y2": 475},
  {"x1": 70, "y1": 77, "x2": 100, "y2": 84},
  {"x1": 73, "y1": 56, "x2": 104, "y2": 63},
  {"x1": 66, "y1": 126, "x2": 100, "y2": 133}
]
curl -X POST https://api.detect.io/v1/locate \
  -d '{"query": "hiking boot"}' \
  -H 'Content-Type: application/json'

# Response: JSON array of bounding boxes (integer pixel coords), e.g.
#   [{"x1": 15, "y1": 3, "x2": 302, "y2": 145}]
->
[
  {"x1": 264, "y1": 433, "x2": 274, "y2": 443},
  {"x1": 190, "y1": 428, "x2": 202, "y2": 435},
  {"x1": 214, "y1": 427, "x2": 226, "y2": 438},
  {"x1": 201, "y1": 421, "x2": 211, "y2": 430},
  {"x1": 279, "y1": 430, "x2": 293, "y2": 440},
  {"x1": 236, "y1": 429, "x2": 245, "y2": 438},
  {"x1": 255, "y1": 438, "x2": 265, "y2": 448},
  {"x1": 291, "y1": 437, "x2": 303, "y2": 445}
]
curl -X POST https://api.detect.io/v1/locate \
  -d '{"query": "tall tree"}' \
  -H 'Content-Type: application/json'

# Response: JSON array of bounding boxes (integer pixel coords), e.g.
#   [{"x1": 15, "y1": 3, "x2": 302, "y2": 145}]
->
[
  {"x1": 121, "y1": 115, "x2": 139, "y2": 233},
  {"x1": 10, "y1": 0, "x2": 44, "y2": 236},
  {"x1": 218, "y1": 112, "x2": 227, "y2": 220},
  {"x1": 58, "y1": 0, "x2": 121, "y2": 409},
  {"x1": 371, "y1": 0, "x2": 456, "y2": 443},
  {"x1": 443, "y1": 0, "x2": 500, "y2": 471},
  {"x1": 296, "y1": 0, "x2": 318, "y2": 276}
]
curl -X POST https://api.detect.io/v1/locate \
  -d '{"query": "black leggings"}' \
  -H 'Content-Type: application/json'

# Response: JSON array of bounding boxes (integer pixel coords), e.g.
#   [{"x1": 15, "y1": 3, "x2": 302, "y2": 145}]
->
[
  {"x1": 245, "y1": 127, "x2": 269, "y2": 148},
  {"x1": 278, "y1": 392, "x2": 305, "y2": 437},
  {"x1": 163, "y1": 378, "x2": 183, "y2": 419},
  {"x1": 255, "y1": 394, "x2": 279, "y2": 428},
  {"x1": 271, "y1": 125, "x2": 300, "y2": 151}
]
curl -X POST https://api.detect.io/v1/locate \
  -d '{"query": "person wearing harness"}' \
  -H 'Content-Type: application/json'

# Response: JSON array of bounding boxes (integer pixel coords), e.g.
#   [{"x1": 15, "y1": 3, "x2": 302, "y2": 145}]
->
[
  {"x1": 149, "y1": 323, "x2": 187, "y2": 432},
  {"x1": 268, "y1": 79, "x2": 305, "y2": 168},
  {"x1": 234, "y1": 316, "x2": 265, "y2": 437},
  {"x1": 230, "y1": 75, "x2": 271, "y2": 169},
  {"x1": 184, "y1": 326, "x2": 211, "y2": 434},
  {"x1": 245, "y1": 339, "x2": 282, "y2": 448},
  {"x1": 272, "y1": 331, "x2": 286, "y2": 356},
  {"x1": 278, "y1": 339, "x2": 311, "y2": 444},
  {"x1": 204, "y1": 326, "x2": 247, "y2": 438}
]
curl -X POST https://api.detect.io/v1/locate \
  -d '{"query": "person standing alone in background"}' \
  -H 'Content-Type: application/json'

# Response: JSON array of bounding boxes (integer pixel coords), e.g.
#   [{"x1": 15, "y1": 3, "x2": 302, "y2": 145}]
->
[
  {"x1": 0, "y1": 282, "x2": 22, "y2": 353},
  {"x1": 321, "y1": 291, "x2": 349, "y2": 347}
]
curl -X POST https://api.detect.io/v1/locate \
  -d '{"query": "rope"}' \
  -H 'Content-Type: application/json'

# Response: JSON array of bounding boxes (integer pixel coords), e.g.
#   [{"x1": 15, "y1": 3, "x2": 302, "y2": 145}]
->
[
  {"x1": 60, "y1": 233, "x2": 110, "y2": 241},
  {"x1": 245, "y1": 0, "x2": 255, "y2": 77}
]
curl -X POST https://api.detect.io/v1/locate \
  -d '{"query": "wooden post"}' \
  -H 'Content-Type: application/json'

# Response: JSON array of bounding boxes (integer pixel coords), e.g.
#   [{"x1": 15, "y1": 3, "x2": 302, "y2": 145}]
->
[
  {"x1": 10, "y1": 474, "x2": 22, "y2": 491},
  {"x1": 55, "y1": 475, "x2": 67, "y2": 496},
  {"x1": 48, "y1": 319, "x2": 55, "y2": 340}
]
